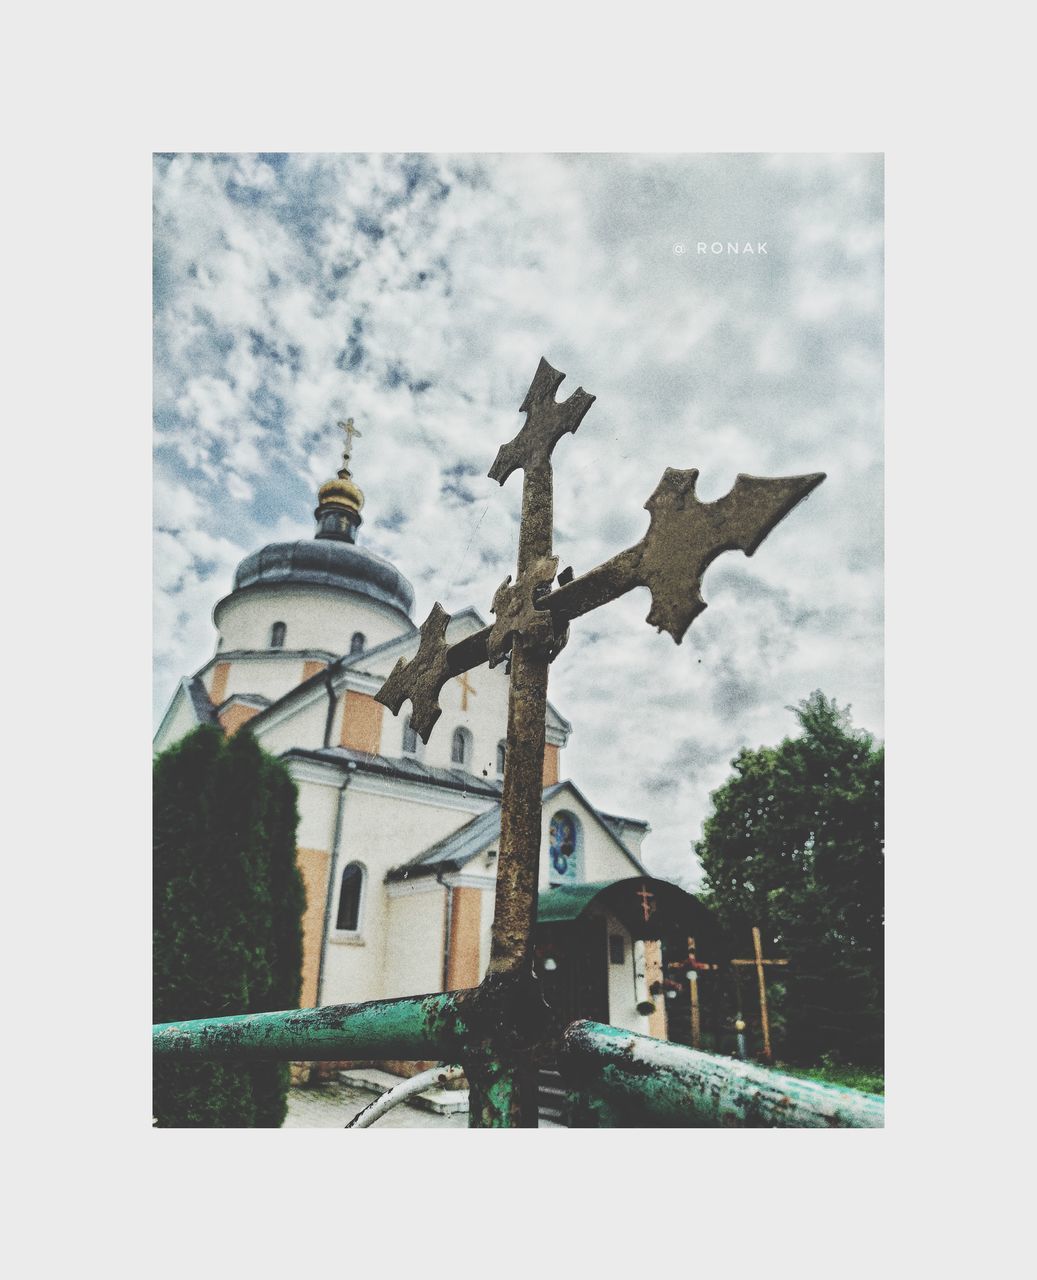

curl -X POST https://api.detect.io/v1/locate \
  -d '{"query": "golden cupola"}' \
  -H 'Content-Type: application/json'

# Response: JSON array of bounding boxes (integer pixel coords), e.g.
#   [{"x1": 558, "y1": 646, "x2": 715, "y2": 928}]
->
[{"x1": 314, "y1": 418, "x2": 365, "y2": 543}]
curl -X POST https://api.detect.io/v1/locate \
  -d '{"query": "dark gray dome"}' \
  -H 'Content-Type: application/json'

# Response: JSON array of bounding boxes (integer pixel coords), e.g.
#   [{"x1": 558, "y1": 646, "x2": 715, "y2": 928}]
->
[{"x1": 232, "y1": 540, "x2": 414, "y2": 618}]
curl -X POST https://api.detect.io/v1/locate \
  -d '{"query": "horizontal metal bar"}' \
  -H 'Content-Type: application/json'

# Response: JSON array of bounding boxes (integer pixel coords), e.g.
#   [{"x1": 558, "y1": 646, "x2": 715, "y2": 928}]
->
[
  {"x1": 563, "y1": 1021, "x2": 884, "y2": 1128},
  {"x1": 153, "y1": 991, "x2": 475, "y2": 1063}
]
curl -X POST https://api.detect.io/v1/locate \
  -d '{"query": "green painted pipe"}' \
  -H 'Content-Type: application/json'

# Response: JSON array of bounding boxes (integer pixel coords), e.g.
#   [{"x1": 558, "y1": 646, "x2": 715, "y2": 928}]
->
[
  {"x1": 563, "y1": 1021, "x2": 884, "y2": 1129},
  {"x1": 153, "y1": 991, "x2": 471, "y2": 1062}
]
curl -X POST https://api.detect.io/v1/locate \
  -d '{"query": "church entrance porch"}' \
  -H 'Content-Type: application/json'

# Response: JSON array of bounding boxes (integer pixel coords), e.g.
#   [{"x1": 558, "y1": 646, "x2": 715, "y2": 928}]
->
[{"x1": 534, "y1": 877, "x2": 722, "y2": 1039}]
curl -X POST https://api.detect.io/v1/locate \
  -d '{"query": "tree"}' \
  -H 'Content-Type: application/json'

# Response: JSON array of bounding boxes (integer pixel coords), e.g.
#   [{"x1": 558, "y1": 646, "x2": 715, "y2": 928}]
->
[
  {"x1": 695, "y1": 692, "x2": 883, "y2": 1067},
  {"x1": 153, "y1": 725, "x2": 305, "y2": 1127}
]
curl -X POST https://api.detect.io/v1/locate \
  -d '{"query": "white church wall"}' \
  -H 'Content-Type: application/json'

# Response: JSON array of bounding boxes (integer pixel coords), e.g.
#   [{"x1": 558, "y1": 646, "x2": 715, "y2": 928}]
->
[
  {"x1": 153, "y1": 686, "x2": 197, "y2": 755},
  {"x1": 291, "y1": 775, "x2": 342, "y2": 852},
  {"x1": 214, "y1": 583, "x2": 408, "y2": 658},
  {"x1": 382, "y1": 884, "x2": 446, "y2": 998},
  {"x1": 612, "y1": 824, "x2": 649, "y2": 857},
  {"x1": 601, "y1": 912, "x2": 654, "y2": 1036},
  {"x1": 365, "y1": 645, "x2": 515, "y2": 777},
  {"x1": 322, "y1": 886, "x2": 385, "y2": 1004},
  {"x1": 355, "y1": 611, "x2": 569, "y2": 778},
  {"x1": 211, "y1": 654, "x2": 320, "y2": 707},
  {"x1": 537, "y1": 787, "x2": 642, "y2": 889},
  {"x1": 346, "y1": 783, "x2": 493, "y2": 869},
  {"x1": 318, "y1": 783, "x2": 495, "y2": 1005},
  {"x1": 255, "y1": 694, "x2": 330, "y2": 757}
]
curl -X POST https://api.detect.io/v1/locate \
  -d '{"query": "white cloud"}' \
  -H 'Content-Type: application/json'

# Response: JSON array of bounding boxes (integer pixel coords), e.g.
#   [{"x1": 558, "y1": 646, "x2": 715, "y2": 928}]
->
[{"x1": 153, "y1": 152, "x2": 883, "y2": 887}]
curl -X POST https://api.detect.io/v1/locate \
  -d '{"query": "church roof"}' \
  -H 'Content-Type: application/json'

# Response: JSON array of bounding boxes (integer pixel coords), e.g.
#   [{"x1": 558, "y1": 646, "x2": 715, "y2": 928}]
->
[
  {"x1": 283, "y1": 746, "x2": 505, "y2": 799},
  {"x1": 598, "y1": 811, "x2": 651, "y2": 837},
  {"x1": 386, "y1": 780, "x2": 647, "y2": 882},
  {"x1": 387, "y1": 805, "x2": 505, "y2": 880},
  {"x1": 186, "y1": 674, "x2": 219, "y2": 724},
  {"x1": 227, "y1": 538, "x2": 415, "y2": 620},
  {"x1": 536, "y1": 877, "x2": 721, "y2": 944}
]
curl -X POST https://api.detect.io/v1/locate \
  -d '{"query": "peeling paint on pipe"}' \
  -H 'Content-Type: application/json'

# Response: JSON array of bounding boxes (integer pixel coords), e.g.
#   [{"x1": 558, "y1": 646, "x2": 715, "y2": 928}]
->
[
  {"x1": 563, "y1": 1021, "x2": 884, "y2": 1129},
  {"x1": 152, "y1": 991, "x2": 471, "y2": 1063},
  {"x1": 346, "y1": 1064, "x2": 465, "y2": 1128}
]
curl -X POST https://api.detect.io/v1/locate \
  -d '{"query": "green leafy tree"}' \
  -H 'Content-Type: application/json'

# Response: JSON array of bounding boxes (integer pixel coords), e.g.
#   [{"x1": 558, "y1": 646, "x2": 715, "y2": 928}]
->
[
  {"x1": 696, "y1": 692, "x2": 883, "y2": 1067},
  {"x1": 153, "y1": 725, "x2": 305, "y2": 1127}
]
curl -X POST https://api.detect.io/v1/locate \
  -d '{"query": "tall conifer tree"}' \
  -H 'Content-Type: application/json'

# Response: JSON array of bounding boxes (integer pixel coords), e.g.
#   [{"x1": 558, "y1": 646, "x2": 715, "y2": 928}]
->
[{"x1": 153, "y1": 725, "x2": 305, "y2": 1127}]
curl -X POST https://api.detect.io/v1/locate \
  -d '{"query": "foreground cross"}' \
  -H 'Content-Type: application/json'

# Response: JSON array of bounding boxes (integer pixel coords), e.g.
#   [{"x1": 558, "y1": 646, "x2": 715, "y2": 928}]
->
[{"x1": 375, "y1": 358, "x2": 823, "y2": 1125}]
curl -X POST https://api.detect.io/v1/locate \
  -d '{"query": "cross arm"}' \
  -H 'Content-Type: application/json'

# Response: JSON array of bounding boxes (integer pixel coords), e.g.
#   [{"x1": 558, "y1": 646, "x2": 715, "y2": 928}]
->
[
  {"x1": 488, "y1": 357, "x2": 595, "y2": 485},
  {"x1": 374, "y1": 466, "x2": 823, "y2": 739}
]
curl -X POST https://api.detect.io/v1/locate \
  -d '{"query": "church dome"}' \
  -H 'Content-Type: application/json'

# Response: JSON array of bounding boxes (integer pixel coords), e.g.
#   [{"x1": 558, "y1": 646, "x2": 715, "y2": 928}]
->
[
  {"x1": 232, "y1": 539, "x2": 414, "y2": 618},
  {"x1": 317, "y1": 473, "x2": 365, "y2": 515},
  {"x1": 214, "y1": 416, "x2": 415, "y2": 656}
]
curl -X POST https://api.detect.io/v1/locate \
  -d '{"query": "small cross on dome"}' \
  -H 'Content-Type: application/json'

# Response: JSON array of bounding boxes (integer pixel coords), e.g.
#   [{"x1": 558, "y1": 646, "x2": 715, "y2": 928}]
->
[{"x1": 337, "y1": 417, "x2": 363, "y2": 471}]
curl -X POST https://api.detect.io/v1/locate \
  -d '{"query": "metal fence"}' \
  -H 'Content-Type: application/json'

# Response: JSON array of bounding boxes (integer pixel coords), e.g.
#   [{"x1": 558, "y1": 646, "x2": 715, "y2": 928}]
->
[{"x1": 152, "y1": 989, "x2": 883, "y2": 1127}]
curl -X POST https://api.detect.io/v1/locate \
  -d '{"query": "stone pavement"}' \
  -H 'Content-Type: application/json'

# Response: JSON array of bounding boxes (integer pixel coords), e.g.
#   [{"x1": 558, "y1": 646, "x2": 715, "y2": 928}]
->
[{"x1": 284, "y1": 1080, "x2": 565, "y2": 1128}]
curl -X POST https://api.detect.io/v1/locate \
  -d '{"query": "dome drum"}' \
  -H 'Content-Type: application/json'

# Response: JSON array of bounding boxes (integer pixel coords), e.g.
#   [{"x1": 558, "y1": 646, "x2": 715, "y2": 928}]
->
[{"x1": 231, "y1": 539, "x2": 415, "y2": 618}]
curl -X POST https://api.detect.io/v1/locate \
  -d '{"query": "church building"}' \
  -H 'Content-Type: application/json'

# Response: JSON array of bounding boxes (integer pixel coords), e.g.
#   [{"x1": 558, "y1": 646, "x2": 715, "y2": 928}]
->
[{"x1": 155, "y1": 427, "x2": 716, "y2": 1042}]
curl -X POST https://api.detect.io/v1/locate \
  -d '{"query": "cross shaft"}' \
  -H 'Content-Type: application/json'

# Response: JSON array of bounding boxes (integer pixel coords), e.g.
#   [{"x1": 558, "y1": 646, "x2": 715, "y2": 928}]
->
[{"x1": 374, "y1": 357, "x2": 824, "y2": 1125}]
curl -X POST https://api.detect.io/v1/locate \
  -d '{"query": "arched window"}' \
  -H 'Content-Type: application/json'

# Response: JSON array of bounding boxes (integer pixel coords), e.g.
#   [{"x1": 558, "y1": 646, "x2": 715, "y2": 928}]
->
[
  {"x1": 335, "y1": 862, "x2": 364, "y2": 932},
  {"x1": 402, "y1": 716, "x2": 419, "y2": 756},
  {"x1": 270, "y1": 621, "x2": 286, "y2": 649},
  {"x1": 496, "y1": 740, "x2": 507, "y2": 776},
  {"x1": 548, "y1": 811, "x2": 582, "y2": 884},
  {"x1": 350, "y1": 631, "x2": 365, "y2": 655},
  {"x1": 451, "y1": 727, "x2": 472, "y2": 768}
]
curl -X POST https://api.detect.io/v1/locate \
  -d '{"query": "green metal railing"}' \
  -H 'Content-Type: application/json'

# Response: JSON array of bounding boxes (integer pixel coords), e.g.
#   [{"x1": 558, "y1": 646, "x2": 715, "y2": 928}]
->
[{"x1": 152, "y1": 987, "x2": 884, "y2": 1128}]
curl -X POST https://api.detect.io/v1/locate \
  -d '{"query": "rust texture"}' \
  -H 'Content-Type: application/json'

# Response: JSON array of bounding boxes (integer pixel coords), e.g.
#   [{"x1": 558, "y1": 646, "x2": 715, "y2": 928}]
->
[
  {"x1": 477, "y1": 448, "x2": 557, "y2": 1120},
  {"x1": 151, "y1": 992, "x2": 884, "y2": 1127},
  {"x1": 375, "y1": 601, "x2": 453, "y2": 744},
  {"x1": 377, "y1": 466, "x2": 825, "y2": 704},
  {"x1": 487, "y1": 356, "x2": 595, "y2": 486},
  {"x1": 562, "y1": 1020, "x2": 883, "y2": 1128},
  {"x1": 487, "y1": 553, "x2": 568, "y2": 669},
  {"x1": 369, "y1": 356, "x2": 826, "y2": 1127}
]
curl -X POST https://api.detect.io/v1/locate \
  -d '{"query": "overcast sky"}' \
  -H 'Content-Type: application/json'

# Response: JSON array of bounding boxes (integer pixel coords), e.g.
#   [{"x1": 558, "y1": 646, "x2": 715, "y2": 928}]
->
[{"x1": 153, "y1": 152, "x2": 882, "y2": 890}]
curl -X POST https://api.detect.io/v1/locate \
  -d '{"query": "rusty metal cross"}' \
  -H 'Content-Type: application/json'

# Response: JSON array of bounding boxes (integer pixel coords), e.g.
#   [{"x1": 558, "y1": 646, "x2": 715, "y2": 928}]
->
[{"x1": 375, "y1": 357, "x2": 823, "y2": 1124}]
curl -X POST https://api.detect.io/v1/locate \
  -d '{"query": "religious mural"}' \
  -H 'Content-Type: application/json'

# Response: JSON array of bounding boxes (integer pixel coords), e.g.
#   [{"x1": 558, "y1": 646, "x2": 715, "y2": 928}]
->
[{"x1": 548, "y1": 811, "x2": 579, "y2": 883}]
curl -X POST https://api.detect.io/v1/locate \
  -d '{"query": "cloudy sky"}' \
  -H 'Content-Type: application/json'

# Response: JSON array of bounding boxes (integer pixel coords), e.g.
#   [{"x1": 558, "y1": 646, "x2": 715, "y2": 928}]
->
[{"x1": 154, "y1": 152, "x2": 882, "y2": 890}]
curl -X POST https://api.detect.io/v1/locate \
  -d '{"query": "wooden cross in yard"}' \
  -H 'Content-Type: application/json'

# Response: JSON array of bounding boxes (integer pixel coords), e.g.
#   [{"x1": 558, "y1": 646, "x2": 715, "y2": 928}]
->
[
  {"x1": 375, "y1": 357, "x2": 823, "y2": 1124},
  {"x1": 731, "y1": 925, "x2": 789, "y2": 1063},
  {"x1": 668, "y1": 935, "x2": 721, "y2": 1048}
]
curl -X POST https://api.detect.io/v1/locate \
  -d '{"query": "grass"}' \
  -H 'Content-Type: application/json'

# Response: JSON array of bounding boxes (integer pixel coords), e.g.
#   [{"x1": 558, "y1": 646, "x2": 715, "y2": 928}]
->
[{"x1": 775, "y1": 1059, "x2": 884, "y2": 1096}]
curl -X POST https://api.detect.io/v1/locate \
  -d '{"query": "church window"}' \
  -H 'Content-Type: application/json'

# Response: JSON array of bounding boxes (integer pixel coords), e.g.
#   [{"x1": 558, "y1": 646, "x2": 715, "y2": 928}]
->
[
  {"x1": 402, "y1": 716, "x2": 419, "y2": 756},
  {"x1": 451, "y1": 727, "x2": 472, "y2": 768},
  {"x1": 335, "y1": 862, "x2": 364, "y2": 932},
  {"x1": 496, "y1": 740, "x2": 506, "y2": 776},
  {"x1": 548, "y1": 811, "x2": 581, "y2": 884},
  {"x1": 609, "y1": 934, "x2": 626, "y2": 965},
  {"x1": 350, "y1": 631, "x2": 365, "y2": 655},
  {"x1": 270, "y1": 621, "x2": 286, "y2": 649}
]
